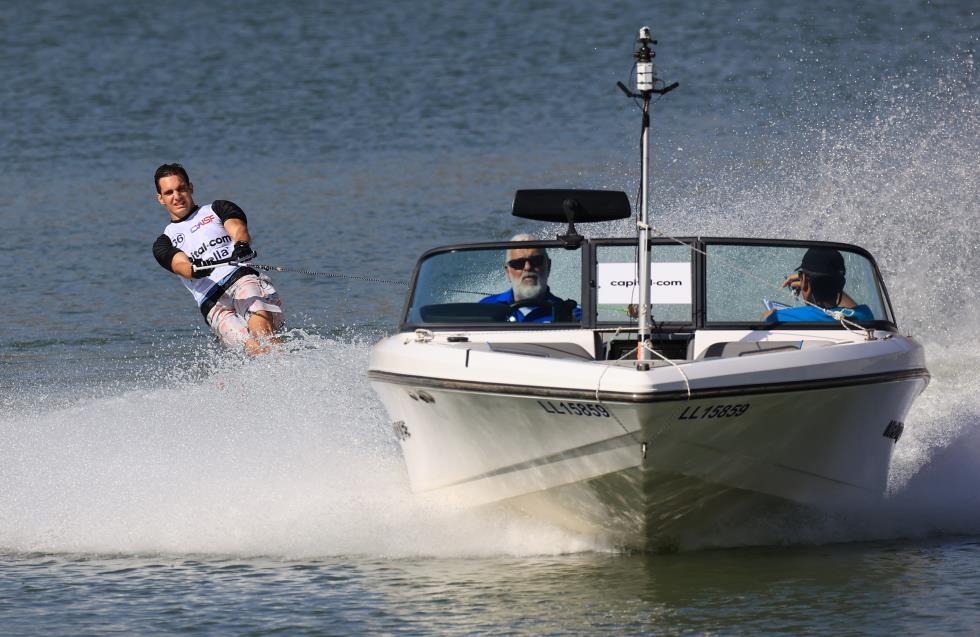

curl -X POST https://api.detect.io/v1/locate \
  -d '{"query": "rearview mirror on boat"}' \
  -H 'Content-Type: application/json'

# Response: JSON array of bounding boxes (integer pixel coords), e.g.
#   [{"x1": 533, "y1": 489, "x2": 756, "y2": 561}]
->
[{"x1": 512, "y1": 189, "x2": 632, "y2": 223}]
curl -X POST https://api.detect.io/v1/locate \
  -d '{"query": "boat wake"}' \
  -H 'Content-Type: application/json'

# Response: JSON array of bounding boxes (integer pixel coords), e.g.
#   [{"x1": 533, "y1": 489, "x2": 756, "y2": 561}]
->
[
  {"x1": 1, "y1": 327, "x2": 978, "y2": 557},
  {"x1": 0, "y1": 335, "x2": 598, "y2": 558}
]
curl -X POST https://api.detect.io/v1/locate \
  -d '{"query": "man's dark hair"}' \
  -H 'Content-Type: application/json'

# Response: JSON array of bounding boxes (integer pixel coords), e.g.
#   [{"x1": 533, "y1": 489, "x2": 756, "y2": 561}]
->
[
  {"x1": 808, "y1": 273, "x2": 846, "y2": 305},
  {"x1": 154, "y1": 163, "x2": 190, "y2": 193},
  {"x1": 797, "y1": 247, "x2": 846, "y2": 306}
]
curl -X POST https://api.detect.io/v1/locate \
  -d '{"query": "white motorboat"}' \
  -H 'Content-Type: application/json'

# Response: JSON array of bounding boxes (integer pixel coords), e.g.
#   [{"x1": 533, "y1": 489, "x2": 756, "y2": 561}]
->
[{"x1": 368, "y1": 29, "x2": 929, "y2": 550}]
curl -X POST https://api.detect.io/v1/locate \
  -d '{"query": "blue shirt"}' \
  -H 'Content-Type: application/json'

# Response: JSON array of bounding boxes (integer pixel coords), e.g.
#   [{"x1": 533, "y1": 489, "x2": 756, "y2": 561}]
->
[
  {"x1": 479, "y1": 288, "x2": 582, "y2": 323},
  {"x1": 766, "y1": 304, "x2": 875, "y2": 324}
]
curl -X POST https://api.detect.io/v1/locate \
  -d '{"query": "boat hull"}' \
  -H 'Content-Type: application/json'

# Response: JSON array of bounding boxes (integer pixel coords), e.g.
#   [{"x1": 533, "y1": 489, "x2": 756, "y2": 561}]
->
[{"x1": 369, "y1": 335, "x2": 929, "y2": 550}]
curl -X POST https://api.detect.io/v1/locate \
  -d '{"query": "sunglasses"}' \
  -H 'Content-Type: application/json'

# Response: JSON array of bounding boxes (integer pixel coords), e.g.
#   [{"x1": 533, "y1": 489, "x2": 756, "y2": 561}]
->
[{"x1": 506, "y1": 255, "x2": 548, "y2": 270}]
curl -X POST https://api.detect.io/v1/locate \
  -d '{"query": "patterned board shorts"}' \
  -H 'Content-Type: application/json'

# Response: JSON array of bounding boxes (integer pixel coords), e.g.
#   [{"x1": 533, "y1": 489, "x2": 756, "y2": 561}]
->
[{"x1": 206, "y1": 274, "x2": 285, "y2": 348}]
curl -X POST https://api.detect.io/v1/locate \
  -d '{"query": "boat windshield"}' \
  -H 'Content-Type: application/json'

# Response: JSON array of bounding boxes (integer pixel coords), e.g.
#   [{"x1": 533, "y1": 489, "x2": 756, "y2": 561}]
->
[
  {"x1": 404, "y1": 239, "x2": 894, "y2": 328},
  {"x1": 405, "y1": 241, "x2": 583, "y2": 325},
  {"x1": 595, "y1": 243, "x2": 695, "y2": 324},
  {"x1": 703, "y1": 242, "x2": 892, "y2": 324}
]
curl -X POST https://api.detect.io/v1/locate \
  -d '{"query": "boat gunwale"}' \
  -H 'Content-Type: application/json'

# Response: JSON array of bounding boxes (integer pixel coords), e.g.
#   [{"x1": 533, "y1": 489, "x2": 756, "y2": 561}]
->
[{"x1": 367, "y1": 367, "x2": 931, "y2": 403}]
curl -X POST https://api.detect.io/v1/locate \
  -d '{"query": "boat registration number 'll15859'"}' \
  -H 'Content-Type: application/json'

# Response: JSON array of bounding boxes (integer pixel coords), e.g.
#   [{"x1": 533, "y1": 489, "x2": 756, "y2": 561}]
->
[
  {"x1": 538, "y1": 400, "x2": 611, "y2": 417},
  {"x1": 677, "y1": 403, "x2": 750, "y2": 420}
]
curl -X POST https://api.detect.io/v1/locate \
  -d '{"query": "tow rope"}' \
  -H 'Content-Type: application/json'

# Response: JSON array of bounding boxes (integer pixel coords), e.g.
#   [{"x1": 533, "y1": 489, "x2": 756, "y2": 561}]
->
[
  {"x1": 246, "y1": 262, "x2": 408, "y2": 287},
  {"x1": 193, "y1": 259, "x2": 408, "y2": 287}
]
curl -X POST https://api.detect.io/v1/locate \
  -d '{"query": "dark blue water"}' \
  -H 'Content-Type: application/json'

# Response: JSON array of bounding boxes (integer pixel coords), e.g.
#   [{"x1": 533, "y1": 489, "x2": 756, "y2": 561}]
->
[{"x1": 2, "y1": 0, "x2": 979, "y2": 634}]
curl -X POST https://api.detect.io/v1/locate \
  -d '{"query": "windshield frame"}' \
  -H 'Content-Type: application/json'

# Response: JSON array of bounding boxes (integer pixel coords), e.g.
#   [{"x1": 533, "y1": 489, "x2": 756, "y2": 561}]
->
[
  {"x1": 699, "y1": 237, "x2": 897, "y2": 329},
  {"x1": 398, "y1": 237, "x2": 899, "y2": 332},
  {"x1": 590, "y1": 237, "x2": 699, "y2": 329},
  {"x1": 400, "y1": 239, "x2": 590, "y2": 331}
]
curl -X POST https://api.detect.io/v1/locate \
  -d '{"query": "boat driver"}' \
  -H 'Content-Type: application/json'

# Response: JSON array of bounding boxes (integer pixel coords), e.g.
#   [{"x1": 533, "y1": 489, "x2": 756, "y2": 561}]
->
[
  {"x1": 764, "y1": 247, "x2": 874, "y2": 323},
  {"x1": 151, "y1": 163, "x2": 286, "y2": 355},
  {"x1": 479, "y1": 234, "x2": 581, "y2": 322}
]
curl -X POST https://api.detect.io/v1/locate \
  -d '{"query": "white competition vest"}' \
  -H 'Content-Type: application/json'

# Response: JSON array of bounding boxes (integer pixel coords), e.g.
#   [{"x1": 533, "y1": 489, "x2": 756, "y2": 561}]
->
[{"x1": 162, "y1": 204, "x2": 241, "y2": 306}]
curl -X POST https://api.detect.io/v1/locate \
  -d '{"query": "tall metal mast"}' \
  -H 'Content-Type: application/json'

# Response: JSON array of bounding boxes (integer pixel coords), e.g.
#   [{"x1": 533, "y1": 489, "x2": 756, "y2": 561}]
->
[{"x1": 618, "y1": 27, "x2": 678, "y2": 363}]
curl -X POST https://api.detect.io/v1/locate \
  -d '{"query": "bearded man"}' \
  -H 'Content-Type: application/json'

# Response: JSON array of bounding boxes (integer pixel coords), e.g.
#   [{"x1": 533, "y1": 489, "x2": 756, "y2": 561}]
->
[{"x1": 479, "y1": 234, "x2": 580, "y2": 323}]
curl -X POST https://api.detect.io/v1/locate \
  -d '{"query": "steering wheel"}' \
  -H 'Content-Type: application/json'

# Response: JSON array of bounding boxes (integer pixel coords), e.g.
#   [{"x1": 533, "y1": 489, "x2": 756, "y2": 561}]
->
[{"x1": 507, "y1": 299, "x2": 576, "y2": 322}]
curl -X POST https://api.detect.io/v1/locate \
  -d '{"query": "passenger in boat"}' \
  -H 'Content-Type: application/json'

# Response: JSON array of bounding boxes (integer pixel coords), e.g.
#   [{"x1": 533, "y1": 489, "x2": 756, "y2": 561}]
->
[
  {"x1": 151, "y1": 163, "x2": 286, "y2": 355},
  {"x1": 764, "y1": 247, "x2": 875, "y2": 323},
  {"x1": 479, "y1": 235, "x2": 581, "y2": 322}
]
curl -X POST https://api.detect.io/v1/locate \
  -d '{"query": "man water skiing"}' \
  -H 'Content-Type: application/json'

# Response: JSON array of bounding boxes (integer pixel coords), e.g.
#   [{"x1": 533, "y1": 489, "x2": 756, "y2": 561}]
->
[{"x1": 151, "y1": 163, "x2": 285, "y2": 355}]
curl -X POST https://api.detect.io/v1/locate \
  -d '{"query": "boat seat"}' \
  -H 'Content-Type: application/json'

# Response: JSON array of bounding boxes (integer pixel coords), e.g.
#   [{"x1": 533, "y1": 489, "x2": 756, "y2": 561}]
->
[
  {"x1": 488, "y1": 342, "x2": 594, "y2": 360},
  {"x1": 698, "y1": 341, "x2": 802, "y2": 359}
]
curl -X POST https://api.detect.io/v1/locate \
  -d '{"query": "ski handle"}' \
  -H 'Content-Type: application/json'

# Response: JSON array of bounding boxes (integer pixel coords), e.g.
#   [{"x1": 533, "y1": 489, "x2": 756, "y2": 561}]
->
[{"x1": 190, "y1": 256, "x2": 251, "y2": 274}]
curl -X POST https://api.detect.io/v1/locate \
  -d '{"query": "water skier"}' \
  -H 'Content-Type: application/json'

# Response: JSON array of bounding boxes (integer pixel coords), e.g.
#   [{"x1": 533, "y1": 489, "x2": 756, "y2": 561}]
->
[{"x1": 151, "y1": 163, "x2": 285, "y2": 355}]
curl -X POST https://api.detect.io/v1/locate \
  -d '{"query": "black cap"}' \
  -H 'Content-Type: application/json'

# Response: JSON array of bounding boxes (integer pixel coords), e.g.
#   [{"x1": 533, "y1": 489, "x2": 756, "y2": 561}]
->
[{"x1": 797, "y1": 247, "x2": 845, "y2": 277}]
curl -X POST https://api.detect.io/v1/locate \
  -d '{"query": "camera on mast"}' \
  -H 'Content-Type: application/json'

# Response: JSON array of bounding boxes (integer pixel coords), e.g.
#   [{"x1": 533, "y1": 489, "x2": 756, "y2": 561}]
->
[{"x1": 635, "y1": 26, "x2": 656, "y2": 93}]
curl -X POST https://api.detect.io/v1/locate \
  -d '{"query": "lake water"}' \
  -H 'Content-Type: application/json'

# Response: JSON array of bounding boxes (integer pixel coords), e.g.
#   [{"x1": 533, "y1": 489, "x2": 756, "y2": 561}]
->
[{"x1": 1, "y1": 0, "x2": 979, "y2": 634}]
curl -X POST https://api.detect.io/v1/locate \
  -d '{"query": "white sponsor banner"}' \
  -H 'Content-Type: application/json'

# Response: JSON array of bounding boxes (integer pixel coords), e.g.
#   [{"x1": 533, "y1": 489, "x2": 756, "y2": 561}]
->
[{"x1": 597, "y1": 262, "x2": 692, "y2": 304}]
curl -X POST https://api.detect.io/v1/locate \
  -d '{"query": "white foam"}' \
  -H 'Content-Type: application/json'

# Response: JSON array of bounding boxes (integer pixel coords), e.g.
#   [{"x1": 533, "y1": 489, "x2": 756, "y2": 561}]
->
[{"x1": 0, "y1": 336, "x2": 596, "y2": 557}]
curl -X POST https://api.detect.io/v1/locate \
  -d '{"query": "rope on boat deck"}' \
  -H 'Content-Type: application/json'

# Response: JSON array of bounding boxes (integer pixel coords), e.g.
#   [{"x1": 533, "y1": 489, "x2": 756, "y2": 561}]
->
[
  {"x1": 637, "y1": 340, "x2": 692, "y2": 400},
  {"x1": 594, "y1": 360, "x2": 645, "y2": 453},
  {"x1": 593, "y1": 338, "x2": 693, "y2": 461}
]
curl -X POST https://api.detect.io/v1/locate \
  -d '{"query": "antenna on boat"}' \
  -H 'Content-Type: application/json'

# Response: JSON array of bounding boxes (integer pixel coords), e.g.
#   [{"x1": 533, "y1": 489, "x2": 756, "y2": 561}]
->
[{"x1": 617, "y1": 27, "x2": 678, "y2": 362}]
